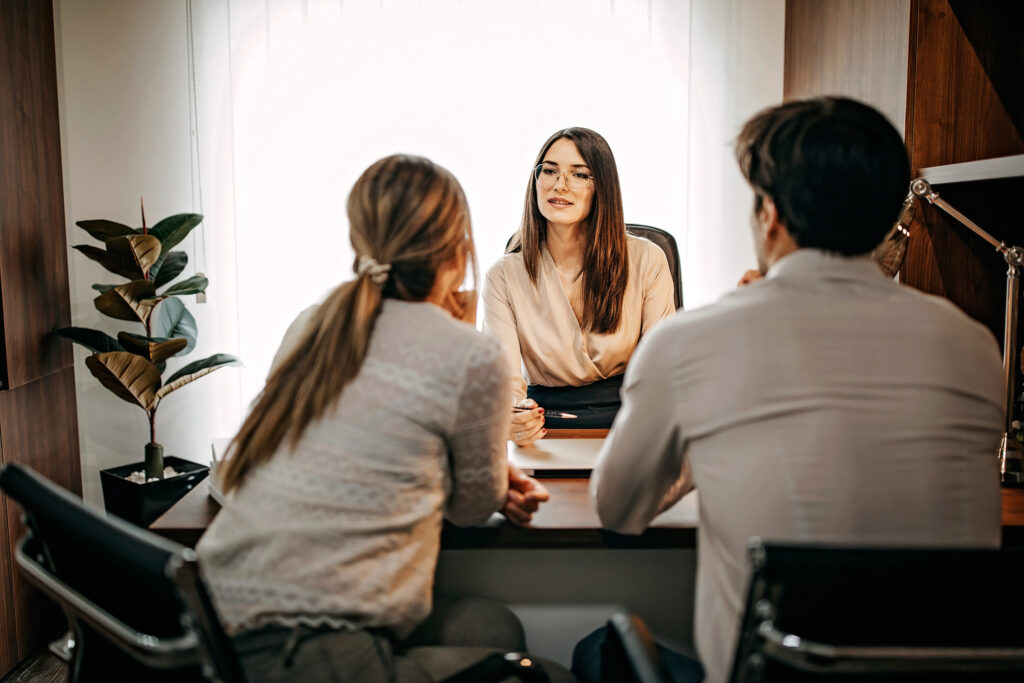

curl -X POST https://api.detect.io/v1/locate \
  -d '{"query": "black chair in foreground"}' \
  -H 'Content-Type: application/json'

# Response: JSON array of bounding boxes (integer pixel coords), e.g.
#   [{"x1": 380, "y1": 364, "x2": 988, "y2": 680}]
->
[
  {"x1": 0, "y1": 462, "x2": 245, "y2": 683},
  {"x1": 0, "y1": 463, "x2": 550, "y2": 683},
  {"x1": 605, "y1": 539, "x2": 1024, "y2": 682}
]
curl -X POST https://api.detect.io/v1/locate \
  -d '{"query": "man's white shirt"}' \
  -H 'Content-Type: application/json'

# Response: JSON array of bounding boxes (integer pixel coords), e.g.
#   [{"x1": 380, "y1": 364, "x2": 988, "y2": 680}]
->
[{"x1": 591, "y1": 248, "x2": 1004, "y2": 682}]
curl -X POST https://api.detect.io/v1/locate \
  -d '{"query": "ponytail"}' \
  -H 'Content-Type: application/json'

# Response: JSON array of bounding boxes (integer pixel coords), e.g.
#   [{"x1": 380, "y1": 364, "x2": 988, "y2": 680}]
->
[
  {"x1": 219, "y1": 154, "x2": 471, "y2": 492},
  {"x1": 220, "y1": 271, "x2": 384, "y2": 492}
]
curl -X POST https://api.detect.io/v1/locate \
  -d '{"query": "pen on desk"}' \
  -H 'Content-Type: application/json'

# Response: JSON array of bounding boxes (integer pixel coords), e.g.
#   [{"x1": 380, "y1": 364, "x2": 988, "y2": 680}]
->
[{"x1": 512, "y1": 406, "x2": 578, "y2": 419}]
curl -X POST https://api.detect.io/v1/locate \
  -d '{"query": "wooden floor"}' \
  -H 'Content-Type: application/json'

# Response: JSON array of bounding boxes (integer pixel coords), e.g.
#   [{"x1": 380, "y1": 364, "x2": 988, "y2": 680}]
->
[{"x1": 1, "y1": 650, "x2": 66, "y2": 683}]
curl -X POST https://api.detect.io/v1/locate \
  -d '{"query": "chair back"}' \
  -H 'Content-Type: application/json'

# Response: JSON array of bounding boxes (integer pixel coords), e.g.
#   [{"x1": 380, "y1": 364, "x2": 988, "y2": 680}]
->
[
  {"x1": 504, "y1": 224, "x2": 683, "y2": 310},
  {"x1": 730, "y1": 540, "x2": 1024, "y2": 682},
  {"x1": 625, "y1": 224, "x2": 682, "y2": 310},
  {"x1": 0, "y1": 463, "x2": 244, "y2": 683}
]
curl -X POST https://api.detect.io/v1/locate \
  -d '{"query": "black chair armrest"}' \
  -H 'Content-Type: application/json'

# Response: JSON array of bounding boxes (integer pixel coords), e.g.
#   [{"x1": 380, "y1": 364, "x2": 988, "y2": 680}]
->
[{"x1": 602, "y1": 613, "x2": 672, "y2": 683}]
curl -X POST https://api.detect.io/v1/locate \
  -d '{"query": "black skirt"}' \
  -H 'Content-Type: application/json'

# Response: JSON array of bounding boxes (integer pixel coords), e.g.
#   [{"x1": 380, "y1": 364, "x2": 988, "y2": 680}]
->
[{"x1": 526, "y1": 374, "x2": 624, "y2": 429}]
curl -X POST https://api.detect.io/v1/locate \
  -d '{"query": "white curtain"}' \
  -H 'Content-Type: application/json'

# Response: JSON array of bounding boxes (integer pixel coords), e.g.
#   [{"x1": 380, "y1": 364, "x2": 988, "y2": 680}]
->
[
  {"x1": 57, "y1": 0, "x2": 783, "y2": 501},
  {"x1": 686, "y1": 0, "x2": 785, "y2": 307},
  {"x1": 198, "y1": 0, "x2": 696, "y2": 406}
]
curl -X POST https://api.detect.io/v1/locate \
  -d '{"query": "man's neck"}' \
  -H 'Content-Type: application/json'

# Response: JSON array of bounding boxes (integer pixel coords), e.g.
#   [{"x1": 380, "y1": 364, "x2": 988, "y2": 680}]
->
[{"x1": 763, "y1": 238, "x2": 799, "y2": 271}]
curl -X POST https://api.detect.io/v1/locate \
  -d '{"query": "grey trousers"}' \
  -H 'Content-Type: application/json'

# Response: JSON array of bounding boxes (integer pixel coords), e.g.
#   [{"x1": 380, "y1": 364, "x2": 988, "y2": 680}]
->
[{"x1": 233, "y1": 597, "x2": 575, "y2": 682}]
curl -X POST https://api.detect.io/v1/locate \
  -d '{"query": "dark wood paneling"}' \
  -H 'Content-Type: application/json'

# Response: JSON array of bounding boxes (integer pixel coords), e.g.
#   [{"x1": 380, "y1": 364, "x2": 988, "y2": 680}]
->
[
  {"x1": 901, "y1": 0, "x2": 1024, "y2": 364},
  {"x1": 0, "y1": 0, "x2": 73, "y2": 390},
  {"x1": 0, "y1": 367, "x2": 81, "y2": 661},
  {"x1": 0, "y1": 431, "x2": 18, "y2": 675},
  {"x1": 784, "y1": 0, "x2": 911, "y2": 135},
  {"x1": 0, "y1": 0, "x2": 80, "y2": 674},
  {"x1": 909, "y1": 0, "x2": 1024, "y2": 169}
]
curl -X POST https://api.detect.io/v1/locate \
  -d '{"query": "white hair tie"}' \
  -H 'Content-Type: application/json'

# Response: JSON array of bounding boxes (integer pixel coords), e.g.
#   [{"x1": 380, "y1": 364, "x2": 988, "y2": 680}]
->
[{"x1": 356, "y1": 254, "x2": 392, "y2": 285}]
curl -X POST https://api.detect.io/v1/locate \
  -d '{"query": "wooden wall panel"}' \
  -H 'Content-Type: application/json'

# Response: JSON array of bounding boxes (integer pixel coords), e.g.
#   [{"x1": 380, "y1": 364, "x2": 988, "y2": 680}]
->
[
  {"x1": 784, "y1": 0, "x2": 911, "y2": 135},
  {"x1": 0, "y1": 366, "x2": 81, "y2": 660},
  {"x1": 0, "y1": 432, "x2": 18, "y2": 675},
  {"x1": 0, "y1": 0, "x2": 73, "y2": 390},
  {"x1": 902, "y1": 0, "x2": 1024, "y2": 351},
  {"x1": 909, "y1": 0, "x2": 1024, "y2": 169}
]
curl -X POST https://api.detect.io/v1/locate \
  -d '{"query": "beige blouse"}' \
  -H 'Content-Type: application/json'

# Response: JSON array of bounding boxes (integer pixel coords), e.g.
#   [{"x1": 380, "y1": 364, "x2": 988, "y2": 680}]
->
[{"x1": 483, "y1": 233, "x2": 675, "y2": 402}]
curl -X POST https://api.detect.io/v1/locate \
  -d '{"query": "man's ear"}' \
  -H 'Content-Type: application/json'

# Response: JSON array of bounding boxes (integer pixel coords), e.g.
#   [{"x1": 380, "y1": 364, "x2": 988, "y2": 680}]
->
[{"x1": 759, "y1": 196, "x2": 781, "y2": 240}]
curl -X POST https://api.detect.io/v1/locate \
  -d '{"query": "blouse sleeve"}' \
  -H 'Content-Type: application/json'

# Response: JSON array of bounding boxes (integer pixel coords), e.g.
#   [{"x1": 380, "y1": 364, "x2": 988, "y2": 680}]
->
[
  {"x1": 482, "y1": 262, "x2": 529, "y2": 403},
  {"x1": 640, "y1": 243, "x2": 676, "y2": 336},
  {"x1": 444, "y1": 336, "x2": 512, "y2": 527}
]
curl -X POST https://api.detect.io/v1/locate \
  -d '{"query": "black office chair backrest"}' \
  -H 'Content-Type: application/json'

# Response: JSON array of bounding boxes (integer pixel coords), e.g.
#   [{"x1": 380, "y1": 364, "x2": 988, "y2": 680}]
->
[
  {"x1": 504, "y1": 224, "x2": 683, "y2": 310},
  {"x1": 0, "y1": 463, "x2": 244, "y2": 683},
  {"x1": 729, "y1": 540, "x2": 1024, "y2": 682},
  {"x1": 625, "y1": 224, "x2": 682, "y2": 310}
]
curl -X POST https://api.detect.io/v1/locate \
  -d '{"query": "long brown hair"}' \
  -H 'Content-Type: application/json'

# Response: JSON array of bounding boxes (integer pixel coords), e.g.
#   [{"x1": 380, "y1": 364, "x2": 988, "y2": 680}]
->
[
  {"x1": 220, "y1": 154, "x2": 476, "y2": 492},
  {"x1": 510, "y1": 127, "x2": 628, "y2": 334}
]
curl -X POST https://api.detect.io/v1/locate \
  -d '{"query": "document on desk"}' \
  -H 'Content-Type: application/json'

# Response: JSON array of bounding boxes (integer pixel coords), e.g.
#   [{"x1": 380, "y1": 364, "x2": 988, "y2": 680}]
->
[
  {"x1": 508, "y1": 438, "x2": 605, "y2": 477},
  {"x1": 208, "y1": 437, "x2": 231, "y2": 506}
]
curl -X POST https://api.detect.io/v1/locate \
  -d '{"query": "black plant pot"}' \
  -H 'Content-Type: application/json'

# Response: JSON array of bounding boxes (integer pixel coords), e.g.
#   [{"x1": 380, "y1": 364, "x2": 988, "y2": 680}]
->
[{"x1": 100, "y1": 456, "x2": 209, "y2": 528}]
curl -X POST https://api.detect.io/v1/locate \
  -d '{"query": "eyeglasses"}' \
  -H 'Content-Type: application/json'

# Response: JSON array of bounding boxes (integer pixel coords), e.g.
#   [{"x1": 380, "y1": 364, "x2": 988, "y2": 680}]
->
[{"x1": 535, "y1": 165, "x2": 595, "y2": 192}]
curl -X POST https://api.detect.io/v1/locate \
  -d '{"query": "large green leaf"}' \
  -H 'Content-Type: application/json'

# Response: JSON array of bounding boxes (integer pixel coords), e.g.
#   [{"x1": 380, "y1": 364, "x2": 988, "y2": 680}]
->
[
  {"x1": 151, "y1": 298, "x2": 197, "y2": 355},
  {"x1": 117, "y1": 332, "x2": 188, "y2": 364},
  {"x1": 91, "y1": 283, "x2": 117, "y2": 293},
  {"x1": 156, "y1": 353, "x2": 239, "y2": 400},
  {"x1": 73, "y1": 244, "x2": 144, "y2": 280},
  {"x1": 106, "y1": 234, "x2": 161, "y2": 279},
  {"x1": 149, "y1": 214, "x2": 203, "y2": 253},
  {"x1": 94, "y1": 280, "x2": 165, "y2": 323},
  {"x1": 151, "y1": 251, "x2": 188, "y2": 288},
  {"x1": 76, "y1": 219, "x2": 137, "y2": 242},
  {"x1": 161, "y1": 275, "x2": 208, "y2": 297},
  {"x1": 56, "y1": 327, "x2": 125, "y2": 354},
  {"x1": 85, "y1": 352, "x2": 160, "y2": 410}
]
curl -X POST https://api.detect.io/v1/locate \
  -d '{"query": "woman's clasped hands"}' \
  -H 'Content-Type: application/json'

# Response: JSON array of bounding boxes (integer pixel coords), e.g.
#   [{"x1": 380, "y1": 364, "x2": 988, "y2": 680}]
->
[{"x1": 501, "y1": 464, "x2": 550, "y2": 526}]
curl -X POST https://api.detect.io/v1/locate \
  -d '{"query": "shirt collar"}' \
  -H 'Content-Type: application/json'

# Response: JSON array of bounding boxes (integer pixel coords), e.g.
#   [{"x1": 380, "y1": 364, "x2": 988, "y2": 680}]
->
[{"x1": 765, "y1": 248, "x2": 888, "y2": 284}]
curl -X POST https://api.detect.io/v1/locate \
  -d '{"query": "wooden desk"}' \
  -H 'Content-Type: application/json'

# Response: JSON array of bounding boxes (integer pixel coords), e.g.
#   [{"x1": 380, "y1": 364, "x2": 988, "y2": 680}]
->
[
  {"x1": 151, "y1": 478, "x2": 1024, "y2": 548},
  {"x1": 150, "y1": 428, "x2": 699, "y2": 548},
  {"x1": 149, "y1": 477, "x2": 698, "y2": 549}
]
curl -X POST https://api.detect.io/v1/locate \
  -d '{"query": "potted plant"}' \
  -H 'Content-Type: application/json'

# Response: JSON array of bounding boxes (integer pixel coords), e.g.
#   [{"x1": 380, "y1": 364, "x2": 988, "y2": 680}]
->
[{"x1": 59, "y1": 205, "x2": 237, "y2": 526}]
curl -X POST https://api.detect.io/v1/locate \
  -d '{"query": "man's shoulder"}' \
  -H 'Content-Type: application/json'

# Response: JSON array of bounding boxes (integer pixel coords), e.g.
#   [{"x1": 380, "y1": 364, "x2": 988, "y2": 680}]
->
[
  {"x1": 888, "y1": 281, "x2": 999, "y2": 346},
  {"x1": 657, "y1": 281, "x2": 775, "y2": 332}
]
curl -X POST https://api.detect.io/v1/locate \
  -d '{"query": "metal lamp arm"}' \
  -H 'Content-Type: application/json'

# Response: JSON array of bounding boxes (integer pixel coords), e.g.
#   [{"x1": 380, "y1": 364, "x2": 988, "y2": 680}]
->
[
  {"x1": 910, "y1": 179, "x2": 1023, "y2": 481},
  {"x1": 910, "y1": 179, "x2": 1024, "y2": 264}
]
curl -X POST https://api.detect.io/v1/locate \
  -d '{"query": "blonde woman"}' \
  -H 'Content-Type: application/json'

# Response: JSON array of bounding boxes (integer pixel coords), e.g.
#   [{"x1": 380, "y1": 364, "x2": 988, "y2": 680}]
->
[{"x1": 198, "y1": 155, "x2": 569, "y2": 682}]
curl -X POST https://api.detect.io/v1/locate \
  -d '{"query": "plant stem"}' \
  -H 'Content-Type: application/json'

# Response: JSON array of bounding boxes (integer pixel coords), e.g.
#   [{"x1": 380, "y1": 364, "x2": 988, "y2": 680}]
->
[{"x1": 149, "y1": 407, "x2": 156, "y2": 444}]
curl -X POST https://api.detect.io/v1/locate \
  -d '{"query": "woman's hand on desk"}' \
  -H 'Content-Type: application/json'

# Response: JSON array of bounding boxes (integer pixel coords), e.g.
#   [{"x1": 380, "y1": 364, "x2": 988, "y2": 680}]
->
[
  {"x1": 510, "y1": 399, "x2": 546, "y2": 446},
  {"x1": 501, "y1": 464, "x2": 550, "y2": 526}
]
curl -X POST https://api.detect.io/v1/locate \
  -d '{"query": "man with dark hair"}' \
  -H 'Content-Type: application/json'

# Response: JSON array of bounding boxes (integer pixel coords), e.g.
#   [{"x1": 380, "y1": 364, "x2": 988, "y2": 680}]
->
[{"x1": 587, "y1": 98, "x2": 1004, "y2": 682}]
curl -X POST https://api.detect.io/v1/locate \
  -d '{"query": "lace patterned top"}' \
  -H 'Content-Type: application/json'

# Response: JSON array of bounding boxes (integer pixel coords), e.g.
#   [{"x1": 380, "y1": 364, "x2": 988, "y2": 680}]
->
[{"x1": 196, "y1": 300, "x2": 511, "y2": 638}]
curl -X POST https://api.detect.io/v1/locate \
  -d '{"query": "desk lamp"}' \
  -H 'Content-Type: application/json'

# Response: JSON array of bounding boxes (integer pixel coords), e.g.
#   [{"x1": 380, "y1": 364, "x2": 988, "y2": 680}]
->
[{"x1": 910, "y1": 178, "x2": 1024, "y2": 485}]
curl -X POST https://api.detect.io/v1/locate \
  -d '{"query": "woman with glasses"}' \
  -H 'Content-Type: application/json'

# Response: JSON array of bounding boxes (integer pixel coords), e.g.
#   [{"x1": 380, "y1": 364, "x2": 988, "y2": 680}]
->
[{"x1": 483, "y1": 127, "x2": 675, "y2": 444}]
